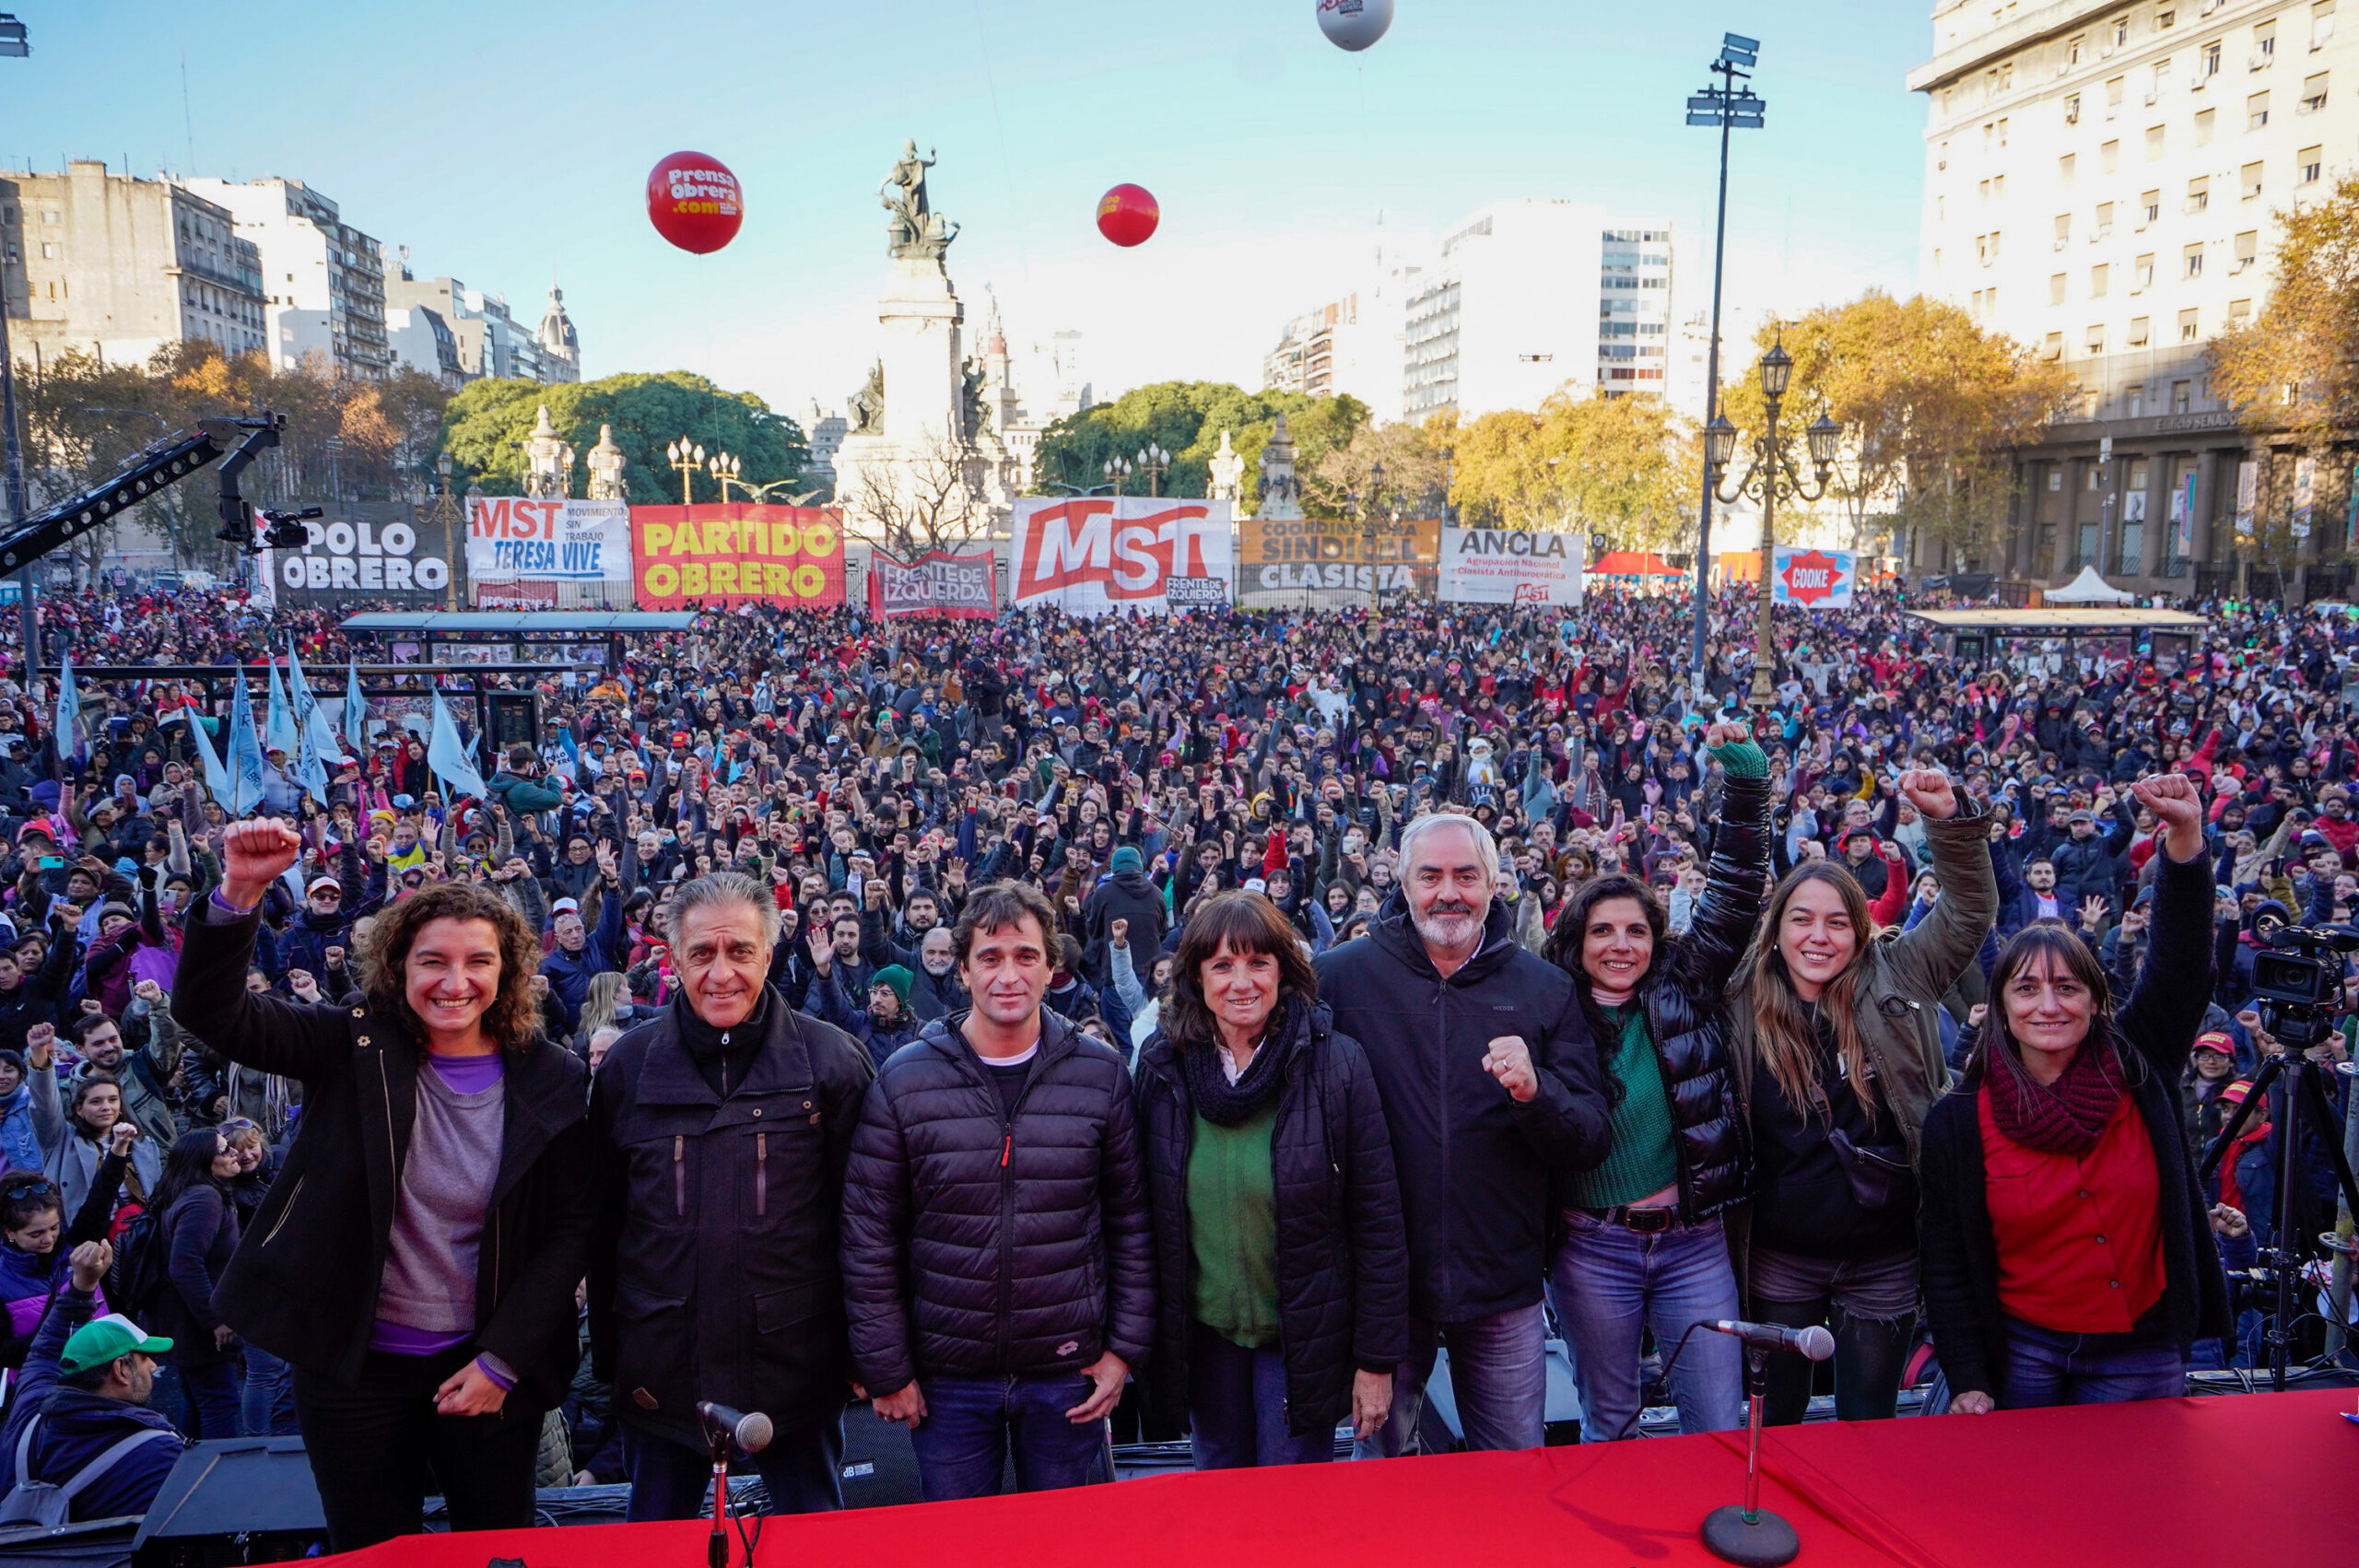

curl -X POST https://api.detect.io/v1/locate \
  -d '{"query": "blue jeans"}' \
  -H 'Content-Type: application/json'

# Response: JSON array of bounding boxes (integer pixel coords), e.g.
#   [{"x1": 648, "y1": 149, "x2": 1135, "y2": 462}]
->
[
  {"x1": 620, "y1": 1414, "x2": 845, "y2": 1519},
  {"x1": 177, "y1": 1354, "x2": 241, "y2": 1441},
  {"x1": 241, "y1": 1342, "x2": 299, "y2": 1436},
  {"x1": 1353, "y1": 1302, "x2": 1546, "y2": 1457},
  {"x1": 1998, "y1": 1316, "x2": 2187, "y2": 1410},
  {"x1": 1550, "y1": 1210, "x2": 1743, "y2": 1441},
  {"x1": 1187, "y1": 1322, "x2": 1337, "y2": 1469},
  {"x1": 907, "y1": 1373, "x2": 1110, "y2": 1502}
]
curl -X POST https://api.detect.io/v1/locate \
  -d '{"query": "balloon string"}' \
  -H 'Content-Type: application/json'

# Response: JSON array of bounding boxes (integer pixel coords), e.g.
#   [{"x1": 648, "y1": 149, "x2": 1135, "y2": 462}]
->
[{"x1": 973, "y1": 0, "x2": 1029, "y2": 290}]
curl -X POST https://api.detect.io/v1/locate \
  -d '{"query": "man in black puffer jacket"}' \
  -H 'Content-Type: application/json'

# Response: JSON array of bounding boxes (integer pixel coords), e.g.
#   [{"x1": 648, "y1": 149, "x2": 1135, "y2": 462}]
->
[
  {"x1": 840, "y1": 881, "x2": 1152, "y2": 1503},
  {"x1": 1314, "y1": 813, "x2": 1612, "y2": 1457}
]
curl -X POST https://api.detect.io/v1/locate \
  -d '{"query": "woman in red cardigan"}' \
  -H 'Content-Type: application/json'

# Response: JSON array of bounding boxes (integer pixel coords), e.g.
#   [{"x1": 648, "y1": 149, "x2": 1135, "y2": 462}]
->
[{"x1": 1919, "y1": 772, "x2": 2226, "y2": 1411}]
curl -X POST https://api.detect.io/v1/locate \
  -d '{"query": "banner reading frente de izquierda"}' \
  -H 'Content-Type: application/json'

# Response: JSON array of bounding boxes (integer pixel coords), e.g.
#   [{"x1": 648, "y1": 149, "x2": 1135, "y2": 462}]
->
[{"x1": 628, "y1": 504, "x2": 845, "y2": 609}]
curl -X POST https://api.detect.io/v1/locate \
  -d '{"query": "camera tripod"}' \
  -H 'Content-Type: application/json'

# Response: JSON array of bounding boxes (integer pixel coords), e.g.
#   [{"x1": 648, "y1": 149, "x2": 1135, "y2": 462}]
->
[{"x1": 2201, "y1": 1017, "x2": 2359, "y2": 1392}]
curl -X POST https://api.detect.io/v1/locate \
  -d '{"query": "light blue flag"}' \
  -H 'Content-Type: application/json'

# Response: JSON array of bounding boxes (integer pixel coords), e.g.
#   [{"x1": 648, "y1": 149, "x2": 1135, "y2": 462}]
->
[
  {"x1": 427, "y1": 688, "x2": 489, "y2": 801},
  {"x1": 52, "y1": 652, "x2": 80, "y2": 767},
  {"x1": 229, "y1": 666, "x2": 268, "y2": 816},
  {"x1": 294, "y1": 710, "x2": 330, "y2": 807},
  {"x1": 264, "y1": 658, "x2": 299, "y2": 760},
  {"x1": 288, "y1": 640, "x2": 344, "y2": 763},
  {"x1": 179, "y1": 699, "x2": 230, "y2": 804},
  {"x1": 343, "y1": 660, "x2": 370, "y2": 756}
]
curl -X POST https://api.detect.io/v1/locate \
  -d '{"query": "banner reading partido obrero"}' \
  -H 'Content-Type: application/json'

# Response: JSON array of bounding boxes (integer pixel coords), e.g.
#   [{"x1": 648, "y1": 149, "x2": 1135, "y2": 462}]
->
[
  {"x1": 866, "y1": 549, "x2": 998, "y2": 619},
  {"x1": 628, "y1": 504, "x2": 846, "y2": 608},
  {"x1": 1007, "y1": 497, "x2": 1233, "y2": 614},
  {"x1": 1437, "y1": 527, "x2": 1585, "y2": 606}
]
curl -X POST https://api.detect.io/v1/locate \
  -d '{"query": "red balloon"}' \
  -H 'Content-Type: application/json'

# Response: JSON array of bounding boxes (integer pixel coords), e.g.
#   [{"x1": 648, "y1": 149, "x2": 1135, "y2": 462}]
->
[
  {"x1": 1097, "y1": 183, "x2": 1160, "y2": 248},
  {"x1": 647, "y1": 151, "x2": 744, "y2": 254}
]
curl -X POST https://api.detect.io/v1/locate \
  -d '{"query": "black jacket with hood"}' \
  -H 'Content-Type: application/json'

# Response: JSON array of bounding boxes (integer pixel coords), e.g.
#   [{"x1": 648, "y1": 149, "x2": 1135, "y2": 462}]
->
[{"x1": 1312, "y1": 888, "x2": 1611, "y2": 1323}]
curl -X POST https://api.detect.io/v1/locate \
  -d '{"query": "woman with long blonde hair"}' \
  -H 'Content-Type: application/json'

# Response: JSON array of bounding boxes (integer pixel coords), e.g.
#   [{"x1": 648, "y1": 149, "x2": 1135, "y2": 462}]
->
[{"x1": 1729, "y1": 768, "x2": 1998, "y2": 1425}]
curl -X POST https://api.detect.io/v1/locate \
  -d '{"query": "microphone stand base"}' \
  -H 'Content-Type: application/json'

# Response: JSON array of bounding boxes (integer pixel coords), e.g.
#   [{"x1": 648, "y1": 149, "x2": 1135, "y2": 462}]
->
[{"x1": 1701, "y1": 1504, "x2": 1800, "y2": 1567}]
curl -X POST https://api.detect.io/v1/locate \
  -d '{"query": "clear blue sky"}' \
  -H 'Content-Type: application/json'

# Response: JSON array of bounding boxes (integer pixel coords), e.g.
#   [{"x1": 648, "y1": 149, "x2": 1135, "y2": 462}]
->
[{"x1": 5, "y1": 0, "x2": 1934, "y2": 422}]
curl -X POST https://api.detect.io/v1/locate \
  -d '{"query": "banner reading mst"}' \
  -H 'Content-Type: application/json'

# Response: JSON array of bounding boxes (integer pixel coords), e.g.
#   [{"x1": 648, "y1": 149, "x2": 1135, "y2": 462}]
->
[
  {"x1": 629, "y1": 504, "x2": 846, "y2": 609},
  {"x1": 1007, "y1": 497, "x2": 1233, "y2": 614}
]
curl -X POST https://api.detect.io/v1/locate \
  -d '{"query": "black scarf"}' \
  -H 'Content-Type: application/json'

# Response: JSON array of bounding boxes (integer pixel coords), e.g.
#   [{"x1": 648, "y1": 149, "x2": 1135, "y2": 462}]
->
[
  {"x1": 674, "y1": 985, "x2": 772, "y2": 1097},
  {"x1": 1182, "y1": 1000, "x2": 1296, "y2": 1127}
]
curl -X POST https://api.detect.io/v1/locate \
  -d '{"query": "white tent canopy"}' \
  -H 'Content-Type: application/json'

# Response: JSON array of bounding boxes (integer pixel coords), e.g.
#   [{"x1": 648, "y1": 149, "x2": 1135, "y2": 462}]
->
[{"x1": 2047, "y1": 565, "x2": 2136, "y2": 604}]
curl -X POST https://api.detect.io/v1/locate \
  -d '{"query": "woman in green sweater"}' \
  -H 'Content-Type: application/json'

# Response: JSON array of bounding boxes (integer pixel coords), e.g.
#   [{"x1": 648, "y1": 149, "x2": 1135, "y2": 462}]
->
[
  {"x1": 1135, "y1": 892, "x2": 1408, "y2": 1468},
  {"x1": 1541, "y1": 723, "x2": 1772, "y2": 1440}
]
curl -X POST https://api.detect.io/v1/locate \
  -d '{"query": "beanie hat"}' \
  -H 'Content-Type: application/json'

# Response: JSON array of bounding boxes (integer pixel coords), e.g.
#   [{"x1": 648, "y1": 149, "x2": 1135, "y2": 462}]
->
[
  {"x1": 873, "y1": 965, "x2": 913, "y2": 1005},
  {"x1": 1109, "y1": 846, "x2": 1144, "y2": 875}
]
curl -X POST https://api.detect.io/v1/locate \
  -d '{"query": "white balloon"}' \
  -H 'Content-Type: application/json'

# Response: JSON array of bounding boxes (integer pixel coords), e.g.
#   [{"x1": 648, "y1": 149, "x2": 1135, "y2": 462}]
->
[{"x1": 1316, "y1": 0, "x2": 1393, "y2": 52}]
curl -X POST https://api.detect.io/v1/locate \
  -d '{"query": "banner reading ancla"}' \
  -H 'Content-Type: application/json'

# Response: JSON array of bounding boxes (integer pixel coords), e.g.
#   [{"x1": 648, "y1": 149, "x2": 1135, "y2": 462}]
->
[
  {"x1": 866, "y1": 550, "x2": 998, "y2": 619},
  {"x1": 1007, "y1": 497, "x2": 1233, "y2": 615},
  {"x1": 1438, "y1": 528, "x2": 1585, "y2": 606},
  {"x1": 629, "y1": 504, "x2": 846, "y2": 608}
]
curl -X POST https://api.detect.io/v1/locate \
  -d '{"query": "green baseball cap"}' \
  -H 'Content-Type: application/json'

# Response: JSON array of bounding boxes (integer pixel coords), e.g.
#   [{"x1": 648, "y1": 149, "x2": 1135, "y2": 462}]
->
[{"x1": 60, "y1": 1314, "x2": 172, "y2": 1375}]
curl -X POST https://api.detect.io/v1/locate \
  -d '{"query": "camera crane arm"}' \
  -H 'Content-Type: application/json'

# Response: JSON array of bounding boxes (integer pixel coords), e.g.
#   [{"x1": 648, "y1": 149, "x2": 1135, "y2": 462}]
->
[{"x1": 0, "y1": 412, "x2": 310, "y2": 577}]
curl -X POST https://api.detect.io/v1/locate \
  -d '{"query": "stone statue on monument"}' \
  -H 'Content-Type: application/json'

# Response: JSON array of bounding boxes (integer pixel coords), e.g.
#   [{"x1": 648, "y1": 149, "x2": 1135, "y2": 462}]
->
[
  {"x1": 850, "y1": 362, "x2": 885, "y2": 434},
  {"x1": 959, "y1": 357, "x2": 986, "y2": 441},
  {"x1": 882, "y1": 139, "x2": 958, "y2": 260}
]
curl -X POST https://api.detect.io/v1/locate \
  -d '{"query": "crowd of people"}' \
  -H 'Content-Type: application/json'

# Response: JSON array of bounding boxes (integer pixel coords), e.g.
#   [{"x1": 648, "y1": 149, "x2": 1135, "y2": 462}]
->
[{"x1": 0, "y1": 580, "x2": 2345, "y2": 1550}]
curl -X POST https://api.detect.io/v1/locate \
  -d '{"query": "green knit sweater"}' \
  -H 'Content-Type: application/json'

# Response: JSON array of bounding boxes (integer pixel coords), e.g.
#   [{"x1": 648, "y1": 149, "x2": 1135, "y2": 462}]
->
[
  {"x1": 1187, "y1": 1103, "x2": 1282, "y2": 1348},
  {"x1": 1567, "y1": 1003, "x2": 1681, "y2": 1209}
]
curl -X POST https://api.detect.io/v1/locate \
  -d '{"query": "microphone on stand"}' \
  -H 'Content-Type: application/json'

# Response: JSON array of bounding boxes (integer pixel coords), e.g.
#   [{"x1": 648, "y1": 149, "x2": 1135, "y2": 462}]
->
[
  {"x1": 1698, "y1": 1322, "x2": 1834, "y2": 1567},
  {"x1": 1704, "y1": 1320, "x2": 1837, "y2": 1361},
  {"x1": 697, "y1": 1403, "x2": 773, "y2": 1568},
  {"x1": 698, "y1": 1400, "x2": 776, "y2": 1455}
]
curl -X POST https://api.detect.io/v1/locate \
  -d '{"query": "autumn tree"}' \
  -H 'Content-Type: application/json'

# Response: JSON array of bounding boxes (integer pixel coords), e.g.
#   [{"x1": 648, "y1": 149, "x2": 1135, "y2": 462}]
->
[
  {"x1": 2210, "y1": 173, "x2": 2359, "y2": 567},
  {"x1": 841, "y1": 429, "x2": 992, "y2": 558},
  {"x1": 1717, "y1": 292, "x2": 2074, "y2": 570},
  {"x1": 1449, "y1": 391, "x2": 1698, "y2": 552},
  {"x1": 1309, "y1": 415, "x2": 1455, "y2": 520}
]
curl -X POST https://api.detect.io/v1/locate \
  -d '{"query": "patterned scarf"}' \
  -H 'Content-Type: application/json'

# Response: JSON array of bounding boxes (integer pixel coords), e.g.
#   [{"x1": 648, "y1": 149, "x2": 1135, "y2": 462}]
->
[{"x1": 1986, "y1": 1023, "x2": 2126, "y2": 1157}]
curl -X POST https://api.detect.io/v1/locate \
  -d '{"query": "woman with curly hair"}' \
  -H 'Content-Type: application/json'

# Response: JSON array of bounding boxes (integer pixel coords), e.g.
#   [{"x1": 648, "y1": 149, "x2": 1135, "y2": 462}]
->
[{"x1": 172, "y1": 819, "x2": 597, "y2": 1552}]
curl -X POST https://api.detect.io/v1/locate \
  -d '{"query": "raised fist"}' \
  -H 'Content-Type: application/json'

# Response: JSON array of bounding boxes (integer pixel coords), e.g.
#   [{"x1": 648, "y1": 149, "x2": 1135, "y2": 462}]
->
[
  {"x1": 221, "y1": 820, "x2": 303, "y2": 906},
  {"x1": 1895, "y1": 769, "x2": 1959, "y2": 821}
]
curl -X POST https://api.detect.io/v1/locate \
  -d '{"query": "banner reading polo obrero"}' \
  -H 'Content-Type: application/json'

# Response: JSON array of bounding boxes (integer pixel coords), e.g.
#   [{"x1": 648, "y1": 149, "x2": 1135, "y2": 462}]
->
[
  {"x1": 629, "y1": 504, "x2": 846, "y2": 608},
  {"x1": 1008, "y1": 497, "x2": 1233, "y2": 615},
  {"x1": 1770, "y1": 544, "x2": 1857, "y2": 609},
  {"x1": 867, "y1": 549, "x2": 997, "y2": 619},
  {"x1": 1438, "y1": 527, "x2": 1585, "y2": 606}
]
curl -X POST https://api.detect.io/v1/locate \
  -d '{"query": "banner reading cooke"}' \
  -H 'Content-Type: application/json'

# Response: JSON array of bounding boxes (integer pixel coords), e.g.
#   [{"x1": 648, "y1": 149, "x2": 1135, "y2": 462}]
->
[
  {"x1": 629, "y1": 504, "x2": 845, "y2": 609},
  {"x1": 1438, "y1": 527, "x2": 1585, "y2": 606},
  {"x1": 866, "y1": 550, "x2": 998, "y2": 619},
  {"x1": 1239, "y1": 514, "x2": 1439, "y2": 597},
  {"x1": 1007, "y1": 497, "x2": 1232, "y2": 615}
]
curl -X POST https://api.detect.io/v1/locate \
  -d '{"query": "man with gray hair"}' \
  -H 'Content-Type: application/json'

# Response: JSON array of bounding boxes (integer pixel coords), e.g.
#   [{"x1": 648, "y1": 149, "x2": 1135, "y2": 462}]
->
[
  {"x1": 1313, "y1": 812, "x2": 1609, "y2": 1456},
  {"x1": 587, "y1": 872, "x2": 873, "y2": 1519}
]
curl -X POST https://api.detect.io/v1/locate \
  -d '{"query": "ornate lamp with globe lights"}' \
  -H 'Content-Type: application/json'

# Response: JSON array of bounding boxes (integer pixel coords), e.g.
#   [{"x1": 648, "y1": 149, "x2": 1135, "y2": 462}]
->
[{"x1": 1704, "y1": 337, "x2": 1842, "y2": 711}]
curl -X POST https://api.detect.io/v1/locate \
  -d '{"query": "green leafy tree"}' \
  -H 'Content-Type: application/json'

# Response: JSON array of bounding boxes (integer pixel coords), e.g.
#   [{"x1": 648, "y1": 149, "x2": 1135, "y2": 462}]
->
[
  {"x1": 440, "y1": 371, "x2": 807, "y2": 502},
  {"x1": 1029, "y1": 381, "x2": 1369, "y2": 513},
  {"x1": 1449, "y1": 392, "x2": 1698, "y2": 551}
]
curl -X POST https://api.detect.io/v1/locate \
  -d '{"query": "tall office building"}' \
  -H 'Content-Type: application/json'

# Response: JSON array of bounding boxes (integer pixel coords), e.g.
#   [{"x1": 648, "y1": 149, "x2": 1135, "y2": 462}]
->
[
  {"x1": 1911, "y1": 0, "x2": 2352, "y2": 593},
  {"x1": 1398, "y1": 200, "x2": 1673, "y2": 422},
  {"x1": 0, "y1": 161, "x2": 268, "y2": 369},
  {"x1": 179, "y1": 175, "x2": 389, "y2": 378}
]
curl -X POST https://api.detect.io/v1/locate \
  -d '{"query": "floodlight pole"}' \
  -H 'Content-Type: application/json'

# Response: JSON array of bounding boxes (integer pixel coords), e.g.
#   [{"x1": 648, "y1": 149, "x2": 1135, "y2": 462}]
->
[{"x1": 1685, "y1": 34, "x2": 1765, "y2": 708}]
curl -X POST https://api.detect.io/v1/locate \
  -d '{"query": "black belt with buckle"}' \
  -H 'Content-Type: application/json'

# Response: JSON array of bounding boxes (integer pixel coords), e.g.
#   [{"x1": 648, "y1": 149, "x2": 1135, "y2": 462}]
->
[{"x1": 1587, "y1": 1204, "x2": 1675, "y2": 1234}]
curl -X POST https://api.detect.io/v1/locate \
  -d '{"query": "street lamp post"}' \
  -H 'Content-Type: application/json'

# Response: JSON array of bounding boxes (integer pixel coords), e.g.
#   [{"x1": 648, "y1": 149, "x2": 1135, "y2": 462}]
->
[
  {"x1": 1362, "y1": 458, "x2": 1387, "y2": 613},
  {"x1": 1136, "y1": 442, "x2": 1171, "y2": 498},
  {"x1": 1704, "y1": 339, "x2": 1840, "y2": 711},
  {"x1": 665, "y1": 439, "x2": 704, "y2": 505},
  {"x1": 1685, "y1": 31, "x2": 1767, "y2": 701},
  {"x1": 708, "y1": 450, "x2": 741, "y2": 502},
  {"x1": 1104, "y1": 455, "x2": 1133, "y2": 493}
]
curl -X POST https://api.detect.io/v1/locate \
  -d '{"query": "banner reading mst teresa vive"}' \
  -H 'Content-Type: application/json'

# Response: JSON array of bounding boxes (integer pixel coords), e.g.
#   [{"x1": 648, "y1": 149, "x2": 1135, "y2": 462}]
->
[
  {"x1": 1008, "y1": 497, "x2": 1233, "y2": 614},
  {"x1": 629, "y1": 504, "x2": 845, "y2": 608},
  {"x1": 1438, "y1": 528, "x2": 1585, "y2": 606},
  {"x1": 866, "y1": 550, "x2": 998, "y2": 619},
  {"x1": 466, "y1": 497, "x2": 632, "y2": 585}
]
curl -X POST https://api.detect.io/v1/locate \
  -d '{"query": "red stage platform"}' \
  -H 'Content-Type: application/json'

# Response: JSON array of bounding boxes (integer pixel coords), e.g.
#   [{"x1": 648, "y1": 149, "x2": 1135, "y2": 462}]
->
[{"x1": 334, "y1": 1390, "x2": 2356, "y2": 1568}]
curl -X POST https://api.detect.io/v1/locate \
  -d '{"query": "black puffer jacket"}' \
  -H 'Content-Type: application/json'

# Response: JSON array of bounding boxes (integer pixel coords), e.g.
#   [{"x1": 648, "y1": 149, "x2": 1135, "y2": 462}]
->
[
  {"x1": 1313, "y1": 890, "x2": 1611, "y2": 1323},
  {"x1": 1562, "y1": 771, "x2": 1770, "y2": 1222},
  {"x1": 1134, "y1": 1000, "x2": 1409, "y2": 1438},
  {"x1": 839, "y1": 1010, "x2": 1154, "y2": 1398}
]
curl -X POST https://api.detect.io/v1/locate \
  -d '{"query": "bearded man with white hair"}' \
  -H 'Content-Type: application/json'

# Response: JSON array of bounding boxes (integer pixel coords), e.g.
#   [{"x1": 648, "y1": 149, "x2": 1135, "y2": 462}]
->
[{"x1": 1312, "y1": 810, "x2": 1611, "y2": 1457}]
